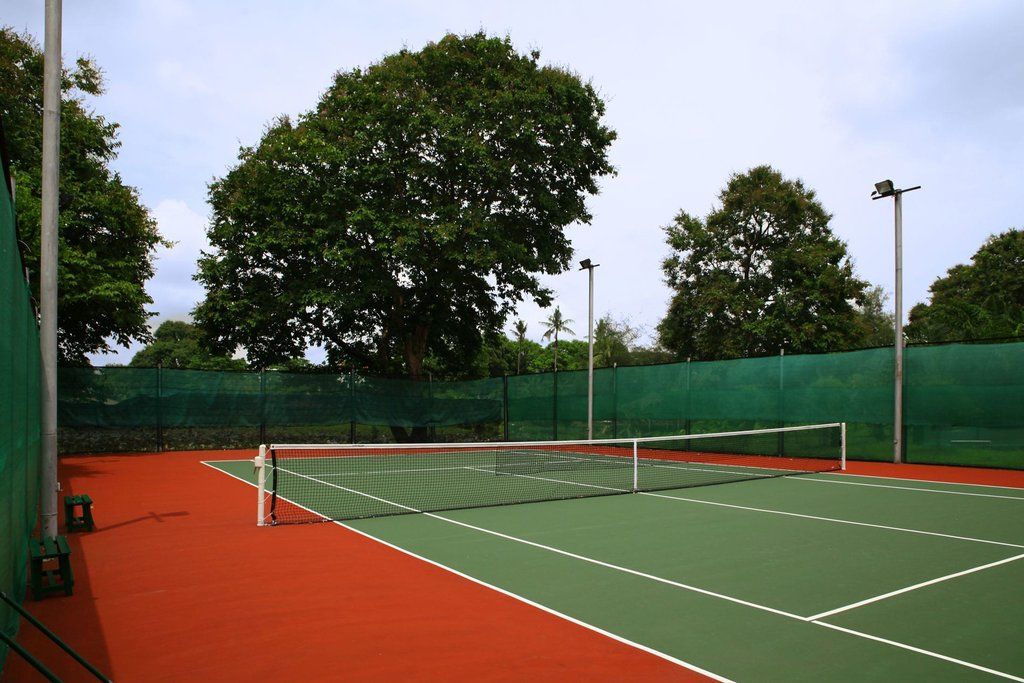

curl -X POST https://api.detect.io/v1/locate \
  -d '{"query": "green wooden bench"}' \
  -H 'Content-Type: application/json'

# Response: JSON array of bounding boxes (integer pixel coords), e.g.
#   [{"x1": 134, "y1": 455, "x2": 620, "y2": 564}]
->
[
  {"x1": 29, "y1": 536, "x2": 73, "y2": 599},
  {"x1": 64, "y1": 494, "x2": 95, "y2": 532}
]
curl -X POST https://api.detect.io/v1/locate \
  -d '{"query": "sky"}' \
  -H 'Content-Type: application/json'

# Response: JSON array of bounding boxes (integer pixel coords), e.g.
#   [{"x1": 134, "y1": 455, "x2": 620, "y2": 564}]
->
[{"x1": 7, "y1": 0, "x2": 1024, "y2": 364}]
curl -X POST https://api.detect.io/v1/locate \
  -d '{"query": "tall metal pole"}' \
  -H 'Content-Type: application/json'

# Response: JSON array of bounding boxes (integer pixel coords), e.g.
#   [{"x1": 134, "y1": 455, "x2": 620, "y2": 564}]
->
[
  {"x1": 893, "y1": 193, "x2": 904, "y2": 464},
  {"x1": 39, "y1": 0, "x2": 63, "y2": 539},
  {"x1": 587, "y1": 265, "x2": 594, "y2": 440},
  {"x1": 873, "y1": 180, "x2": 918, "y2": 465}
]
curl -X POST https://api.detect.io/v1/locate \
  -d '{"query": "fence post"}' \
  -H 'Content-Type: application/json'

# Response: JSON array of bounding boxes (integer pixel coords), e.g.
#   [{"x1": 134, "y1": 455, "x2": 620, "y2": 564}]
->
[
  {"x1": 684, "y1": 358, "x2": 692, "y2": 435},
  {"x1": 259, "y1": 368, "x2": 266, "y2": 446},
  {"x1": 156, "y1": 363, "x2": 163, "y2": 452},
  {"x1": 778, "y1": 349, "x2": 785, "y2": 456},
  {"x1": 349, "y1": 367, "x2": 356, "y2": 444},
  {"x1": 428, "y1": 372, "x2": 436, "y2": 443},
  {"x1": 502, "y1": 374, "x2": 510, "y2": 441},
  {"x1": 552, "y1": 370, "x2": 558, "y2": 441},
  {"x1": 612, "y1": 362, "x2": 618, "y2": 439}
]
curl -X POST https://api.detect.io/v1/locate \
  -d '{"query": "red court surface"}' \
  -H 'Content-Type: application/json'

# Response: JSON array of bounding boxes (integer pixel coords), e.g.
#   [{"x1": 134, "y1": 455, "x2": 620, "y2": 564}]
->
[
  {"x1": 4, "y1": 450, "x2": 707, "y2": 682},
  {"x1": 5, "y1": 450, "x2": 1022, "y2": 681}
]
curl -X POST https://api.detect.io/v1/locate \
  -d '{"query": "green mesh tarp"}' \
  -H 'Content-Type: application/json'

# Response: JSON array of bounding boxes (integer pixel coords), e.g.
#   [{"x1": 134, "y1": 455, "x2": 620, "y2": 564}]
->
[
  {"x1": 1, "y1": 159, "x2": 41, "y2": 669},
  {"x1": 508, "y1": 344, "x2": 1023, "y2": 469},
  {"x1": 905, "y1": 342, "x2": 1024, "y2": 468},
  {"x1": 58, "y1": 367, "x2": 505, "y2": 452},
  {"x1": 57, "y1": 345, "x2": 1024, "y2": 468}
]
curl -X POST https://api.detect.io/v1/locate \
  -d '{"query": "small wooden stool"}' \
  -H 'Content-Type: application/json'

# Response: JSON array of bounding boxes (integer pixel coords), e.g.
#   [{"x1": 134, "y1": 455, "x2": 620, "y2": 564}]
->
[
  {"x1": 64, "y1": 494, "x2": 95, "y2": 532},
  {"x1": 29, "y1": 536, "x2": 74, "y2": 599}
]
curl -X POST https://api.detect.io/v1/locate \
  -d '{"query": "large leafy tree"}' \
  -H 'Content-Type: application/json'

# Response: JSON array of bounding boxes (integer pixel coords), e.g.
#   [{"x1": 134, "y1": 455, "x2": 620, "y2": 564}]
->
[
  {"x1": 194, "y1": 33, "x2": 616, "y2": 382},
  {"x1": 906, "y1": 229, "x2": 1024, "y2": 343},
  {"x1": 129, "y1": 320, "x2": 245, "y2": 370},
  {"x1": 658, "y1": 165, "x2": 869, "y2": 360},
  {"x1": 0, "y1": 28, "x2": 165, "y2": 363}
]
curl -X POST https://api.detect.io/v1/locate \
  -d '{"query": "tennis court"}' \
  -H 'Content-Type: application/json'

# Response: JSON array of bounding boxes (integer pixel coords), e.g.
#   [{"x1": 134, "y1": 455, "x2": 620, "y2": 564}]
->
[{"x1": 204, "y1": 427, "x2": 1024, "y2": 682}]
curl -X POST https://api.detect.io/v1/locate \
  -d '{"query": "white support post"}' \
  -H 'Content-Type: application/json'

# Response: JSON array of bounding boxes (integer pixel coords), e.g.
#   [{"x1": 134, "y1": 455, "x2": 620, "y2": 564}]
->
[
  {"x1": 840, "y1": 423, "x2": 847, "y2": 471},
  {"x1": 893, "y1": 193, "x2": 904, "y2": 464},
  {"x1": 256, "y1": 444, "x2": 267, "y2": 526},
  {"x1": 632, "y1": 440, "x2": 638, "y2": 492},
  {"x1": 39, "y1": 0, "x2": 63, "y2": 540}
]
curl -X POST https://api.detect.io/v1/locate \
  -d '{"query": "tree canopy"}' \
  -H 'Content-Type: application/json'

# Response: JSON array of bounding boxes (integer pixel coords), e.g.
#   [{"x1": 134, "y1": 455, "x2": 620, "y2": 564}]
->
[
  {"x1": 194, "y1": 32, "x2": 616, "y2": 379},
  {"x1": 129, "y1": 320, "x2": 245, "y2": 370},
  {"x1": 657, "y1": 165, "x2": 870, "y2": 360},
  {"x1": 0, "y1": 27, "x2": 165, "y2": 363},
  {"x1": 906, "y1": 229, "x2": 1024, "y2": 343},
  {"x1": 854, "y1": 285, "x2": 895, "y2": 347}
]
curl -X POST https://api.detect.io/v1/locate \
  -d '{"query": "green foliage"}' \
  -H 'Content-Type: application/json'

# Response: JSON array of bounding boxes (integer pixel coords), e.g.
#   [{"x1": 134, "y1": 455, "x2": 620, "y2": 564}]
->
[
  {"x1": 194, "y1": 32, "x2": 616, "y2": 378},
  {"x1": 854, "y1": 285, "x2": 895, "y2": 347},
  {"x1": 594, "y1": 314, "x2": 639, "y2": 366},
  {"x1": 906, "y1": 229, "x2": 1024, "y2": 343},
  {"x1": 129, "y1": 320, "x2": 246, "y2": 370},
  {"x1": 658, "y1": 165, "x2": 869, "y2": 360},
  {"x1": 0, "y1": 27, "x2": 166, "y2": 363},
  {"x1": 529, "y1": 339, "x2": 589, "y2": 373},
  {"x1": 541, "y1": 306, "x2": 576, "y2": 371}
]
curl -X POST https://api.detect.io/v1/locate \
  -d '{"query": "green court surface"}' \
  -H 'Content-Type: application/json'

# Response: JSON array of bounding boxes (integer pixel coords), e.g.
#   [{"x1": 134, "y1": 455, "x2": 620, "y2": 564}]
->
[{"x1": 207, "y1": 460, "x2": 1024, "y2": 682}]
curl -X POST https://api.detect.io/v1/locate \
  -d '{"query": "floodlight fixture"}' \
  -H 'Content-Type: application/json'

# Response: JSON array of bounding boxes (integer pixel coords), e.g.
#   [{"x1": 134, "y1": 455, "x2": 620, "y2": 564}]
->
[
  {"x1": 579, "y1": 258, "x2": 592, "y2": 270},
  {"x1": 872, "y1": 179, "x2": 895, "y2": 198}
]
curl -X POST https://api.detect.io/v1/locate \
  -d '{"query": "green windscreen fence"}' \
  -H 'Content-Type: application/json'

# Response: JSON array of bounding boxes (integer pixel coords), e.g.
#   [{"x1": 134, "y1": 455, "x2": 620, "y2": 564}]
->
[
  {"x1": 1, "y1": 154, "x2": 42, "y2": 668},
  {"x1": 58, "y1": 368, "x2": 505, "y2": 453},
  {"x1": 57, "y1": 344, "x2": 1024, "y2": 469},
  {"x1": 507, "y1": 342, "x2": 1024, "y2": 470}
]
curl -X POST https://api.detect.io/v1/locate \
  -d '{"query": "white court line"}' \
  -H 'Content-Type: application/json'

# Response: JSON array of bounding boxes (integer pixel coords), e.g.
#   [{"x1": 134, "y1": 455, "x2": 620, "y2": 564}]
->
[
  {"x1": 806, "y1": 552, "x2": 1024, "y2": 621},
  {"x1": 642, "y1": 491, "x2": 1024, "y2": 550},
  {"x1": 199, "y1": 462, "x2": 733, "y2": 682},
  {"x1": 811, "y1": 621, "x2": 1024, "y2": 683},
  {"x1": 822, "y1": 470, "x2": 1024, "y2": 491},
  {"x1": 203, "y1": 458, "x2": 1024, "y2": 683},
  {"x1": 793, "y1": 476, "x2": 1024, "y2": 500}
]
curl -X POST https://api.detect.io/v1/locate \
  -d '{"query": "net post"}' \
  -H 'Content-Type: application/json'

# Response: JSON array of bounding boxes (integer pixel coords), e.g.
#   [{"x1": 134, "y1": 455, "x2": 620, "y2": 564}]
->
[
  {"x1": 632, "y1": 439, "x2": 638, "y2": 492},
  {"x1": 840, "y1": 422, "x2": 847, "y2": 471},
  {"x1": 256, "y1": 444, "x2": 267, "y2": 526},
  {"x1": 259, "y1": 368, "x2": 266, "y2": 446}
]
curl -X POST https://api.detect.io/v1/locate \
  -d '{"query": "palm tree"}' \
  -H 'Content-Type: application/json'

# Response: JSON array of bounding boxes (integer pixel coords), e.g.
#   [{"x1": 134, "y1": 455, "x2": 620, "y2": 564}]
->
[
  {"x1": 513, "y1": 320, "x2": 528, "y2": 374},
  {"x1": 541, "y1": 307, "x2": 575, "y2": 371}
]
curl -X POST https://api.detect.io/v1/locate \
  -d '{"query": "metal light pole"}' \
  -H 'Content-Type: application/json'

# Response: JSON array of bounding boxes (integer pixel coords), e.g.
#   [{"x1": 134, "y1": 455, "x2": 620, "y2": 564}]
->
[
  {"x1": 579, "y1": 259, "x2": 599, "y2": 440},
  {"x1": 40, "y1": 0, "x2": 63, "y2": 539},
  {"x1": 872, "y1": 180, "x2": 921, "y2": 465}
]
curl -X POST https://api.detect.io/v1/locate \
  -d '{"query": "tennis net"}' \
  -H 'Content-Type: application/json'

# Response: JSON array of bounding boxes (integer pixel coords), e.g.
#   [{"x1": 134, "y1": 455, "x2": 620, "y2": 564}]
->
[{"x1": 256, "y1": 423, "x2": 845, "y2": 524}]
